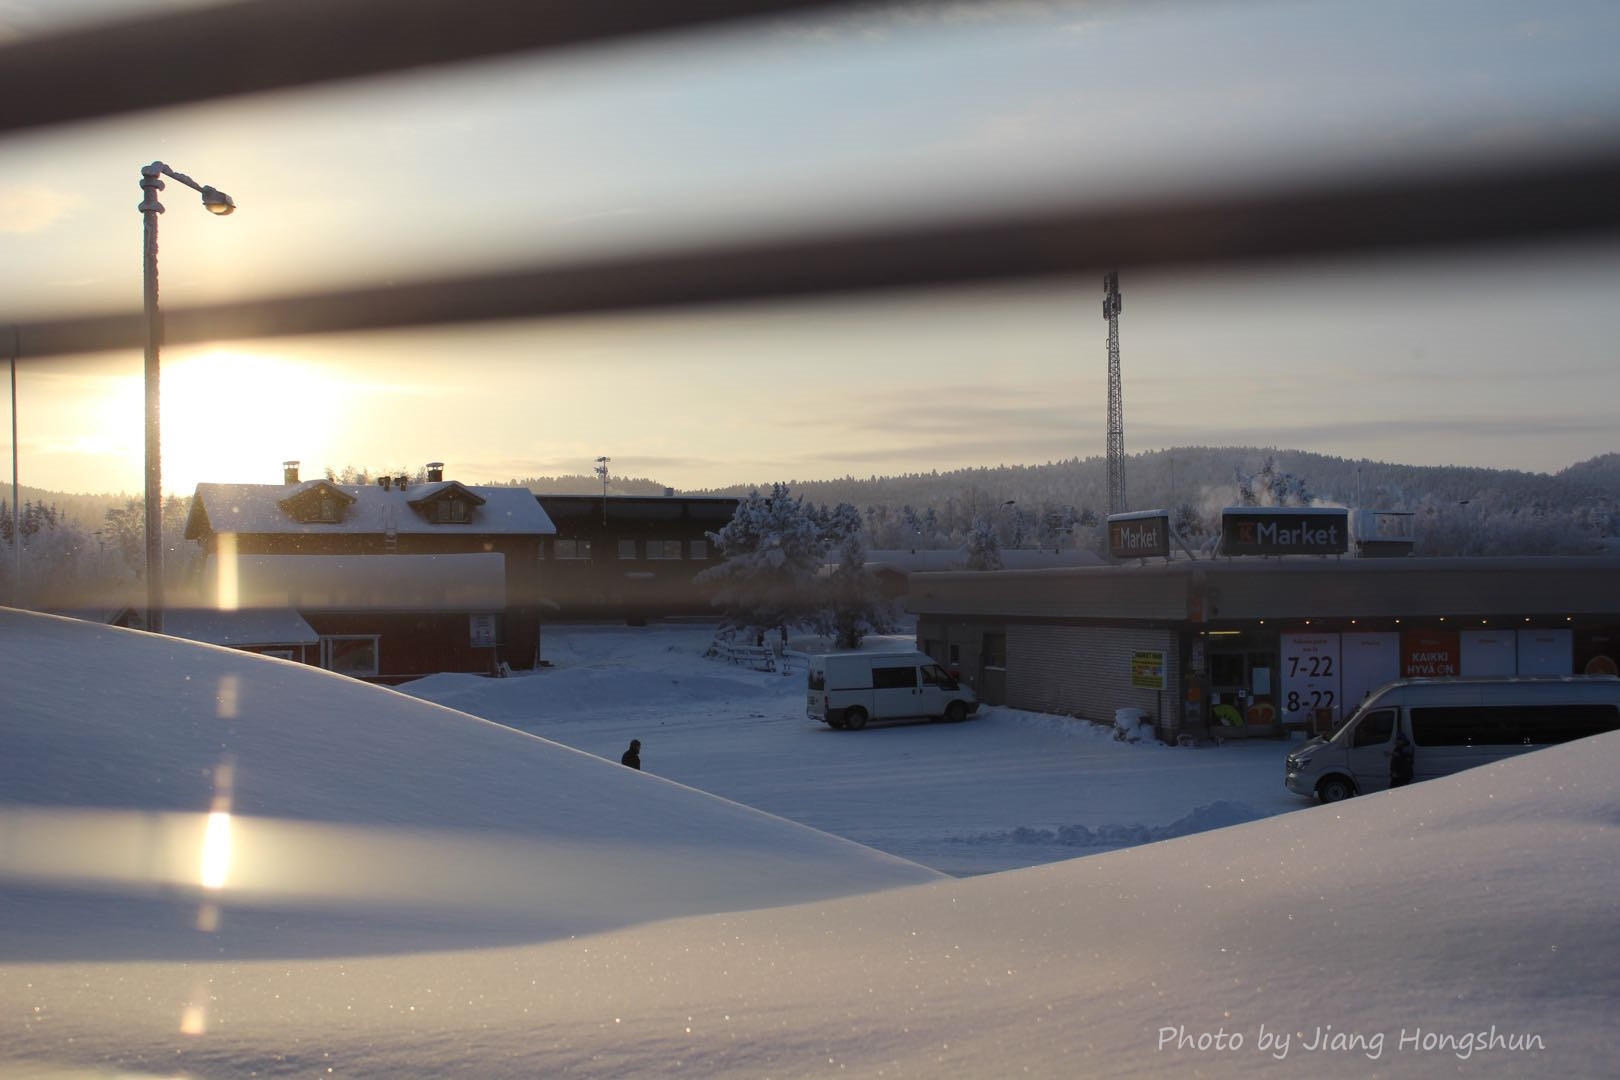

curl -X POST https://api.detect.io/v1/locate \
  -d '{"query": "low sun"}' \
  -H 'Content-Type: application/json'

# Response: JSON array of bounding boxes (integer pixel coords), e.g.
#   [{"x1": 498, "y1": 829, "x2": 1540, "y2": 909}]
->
[{"x1": 158, "y1": 349, "x2": 341, "y2": 491}]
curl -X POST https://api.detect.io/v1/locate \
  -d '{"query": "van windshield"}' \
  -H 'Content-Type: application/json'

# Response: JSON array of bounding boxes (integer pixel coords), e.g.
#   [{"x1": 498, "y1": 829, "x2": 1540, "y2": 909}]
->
[{"x1": 1326, "y1": 702, "x2": 1373, "y2": 743}]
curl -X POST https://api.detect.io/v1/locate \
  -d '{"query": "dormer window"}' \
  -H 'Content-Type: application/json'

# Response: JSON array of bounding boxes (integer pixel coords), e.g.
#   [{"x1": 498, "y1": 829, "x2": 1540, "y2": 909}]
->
[
  {"x1": 278, "y1": 480, "x2": 356, "y2": 526},
  {"x1": 409, "y1": 481, "x2": 486, "y2": 525}
]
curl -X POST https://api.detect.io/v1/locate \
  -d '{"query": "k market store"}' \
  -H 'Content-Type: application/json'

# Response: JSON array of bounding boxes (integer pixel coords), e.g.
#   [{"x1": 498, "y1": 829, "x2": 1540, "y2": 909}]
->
[{"x1": 908, "y1": 512, "x2": 1620, "y2": 744}]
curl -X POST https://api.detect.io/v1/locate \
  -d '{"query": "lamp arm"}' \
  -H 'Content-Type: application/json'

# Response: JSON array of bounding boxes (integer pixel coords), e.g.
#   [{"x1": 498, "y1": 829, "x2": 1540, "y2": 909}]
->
[{"x1": 149, "y1": 161, "x2": 207, "y2": 194}]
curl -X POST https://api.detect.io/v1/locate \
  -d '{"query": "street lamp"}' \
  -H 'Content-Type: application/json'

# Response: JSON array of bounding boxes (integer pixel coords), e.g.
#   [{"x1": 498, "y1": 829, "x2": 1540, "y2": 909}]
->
[{"x1": 138, "y1": 161, "x2": 235, "y2": 634}]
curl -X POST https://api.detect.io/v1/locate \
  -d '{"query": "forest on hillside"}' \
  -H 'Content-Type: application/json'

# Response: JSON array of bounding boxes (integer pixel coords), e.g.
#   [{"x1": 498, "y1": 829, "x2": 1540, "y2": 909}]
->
[{"x1": 5, "y1": 448, "x2": 1617, "y2": 610}]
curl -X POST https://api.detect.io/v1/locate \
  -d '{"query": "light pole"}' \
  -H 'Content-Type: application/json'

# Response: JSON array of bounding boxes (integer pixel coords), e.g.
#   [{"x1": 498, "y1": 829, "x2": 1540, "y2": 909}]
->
[{"x1": 138, "y1": 161, "x2": 234, "y2": 634}]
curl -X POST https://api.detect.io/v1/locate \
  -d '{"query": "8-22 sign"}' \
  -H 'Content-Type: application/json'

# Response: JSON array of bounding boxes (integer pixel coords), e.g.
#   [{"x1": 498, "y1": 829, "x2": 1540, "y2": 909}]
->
[{"x1": 1281, "y1": 633, "x2": 1342, "y2": 726}]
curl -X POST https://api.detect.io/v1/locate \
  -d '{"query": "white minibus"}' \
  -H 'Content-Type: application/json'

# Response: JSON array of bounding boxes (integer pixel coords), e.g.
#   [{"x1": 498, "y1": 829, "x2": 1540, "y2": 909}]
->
[
  {"x1": 807, "y1": 651, "x2": 979, "y2": 730},
  {"x1": 1285, "y1": 676, "x2": 1620, "y2": 803}
]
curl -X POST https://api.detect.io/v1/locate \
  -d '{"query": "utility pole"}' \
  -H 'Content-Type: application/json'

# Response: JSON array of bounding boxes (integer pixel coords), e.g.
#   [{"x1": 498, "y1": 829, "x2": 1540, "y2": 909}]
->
[
  {"x1": 594, "y1": 456, "x2": 610, "y2": 525},
  {"x1": 1104, "y1": 270, "x2": 1126, "y2": 518}
]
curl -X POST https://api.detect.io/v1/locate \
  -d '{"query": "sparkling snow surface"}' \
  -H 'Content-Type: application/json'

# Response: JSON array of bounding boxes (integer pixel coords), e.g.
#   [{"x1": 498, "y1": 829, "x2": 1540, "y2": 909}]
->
[{"x1": 4, "y1": 610, "x2": 1618, "y2": 1077}]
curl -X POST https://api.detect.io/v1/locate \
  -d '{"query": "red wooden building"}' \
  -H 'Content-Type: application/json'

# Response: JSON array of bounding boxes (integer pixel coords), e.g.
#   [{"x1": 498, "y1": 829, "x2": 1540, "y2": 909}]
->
[{"x1": 183, "y1": 462, "x2": 554, "y2": 681}]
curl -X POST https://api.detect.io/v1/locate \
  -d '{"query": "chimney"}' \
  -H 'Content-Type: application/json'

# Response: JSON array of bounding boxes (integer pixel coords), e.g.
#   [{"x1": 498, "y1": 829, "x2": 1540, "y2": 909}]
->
[
  {"x1": 664, "y1": 487, "x2": 675, "y2": 497},
  {"x1": 283, "y1": 460, "x2": 300, "y2": 485},
  {"x1": 379, "y1": 476, "x2": 393, "y2": 492},
  {"x1": 426, "y1": 461, "x2": 445, "y2": 483},
  {"x1": 396, "y1": 474, "x2": 409, "y2": 491}
]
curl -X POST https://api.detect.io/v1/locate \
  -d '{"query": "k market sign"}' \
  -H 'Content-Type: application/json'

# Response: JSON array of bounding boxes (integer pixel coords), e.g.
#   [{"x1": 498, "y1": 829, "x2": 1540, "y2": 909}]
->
[
  {"x1": 1109, "y1": 511, "x2": 1170, "y2": 560},
  {"x1": 1220, "y1": 509, "x2": 1348, "y2": 556}
]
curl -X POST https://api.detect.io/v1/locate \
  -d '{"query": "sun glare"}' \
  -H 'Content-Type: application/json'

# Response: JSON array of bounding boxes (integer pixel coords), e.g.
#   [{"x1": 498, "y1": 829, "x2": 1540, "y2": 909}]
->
[{"x1": 160, "y1": 349, "x2": 342, "y2": 491}]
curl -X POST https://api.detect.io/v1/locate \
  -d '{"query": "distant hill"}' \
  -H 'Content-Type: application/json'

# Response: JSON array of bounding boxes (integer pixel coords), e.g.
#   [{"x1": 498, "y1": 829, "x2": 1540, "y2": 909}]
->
[{"x1": 686, "y1": 447, "x2": 1620, "y2": 517}]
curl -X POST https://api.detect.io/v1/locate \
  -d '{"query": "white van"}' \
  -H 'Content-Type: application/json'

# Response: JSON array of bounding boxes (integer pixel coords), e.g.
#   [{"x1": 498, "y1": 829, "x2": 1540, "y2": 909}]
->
[
  {"x1": 1285, "y1": 676, "x2": 1620, "y2": 803},
  {"x1": 807, "y1": 651, "x2": 979, "y2": 730}
]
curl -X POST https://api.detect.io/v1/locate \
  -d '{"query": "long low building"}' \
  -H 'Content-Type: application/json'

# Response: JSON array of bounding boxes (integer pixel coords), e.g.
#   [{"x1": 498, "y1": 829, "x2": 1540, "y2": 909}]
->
[{"x1": 908, "y1": 556, "x2": 1620, "y2": 743}]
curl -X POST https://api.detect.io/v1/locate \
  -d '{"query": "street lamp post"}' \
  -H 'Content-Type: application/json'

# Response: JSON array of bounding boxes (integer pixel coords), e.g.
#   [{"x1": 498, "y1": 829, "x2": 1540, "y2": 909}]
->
[{"x1": 137, "y1": 161, "x2": 234, "y2": 634}]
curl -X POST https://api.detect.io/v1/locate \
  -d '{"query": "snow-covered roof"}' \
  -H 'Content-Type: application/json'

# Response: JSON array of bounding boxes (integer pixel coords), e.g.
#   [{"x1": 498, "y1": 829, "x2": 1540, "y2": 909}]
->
[
  {"x1": 205, "y1": 553, "x2": 507, "y2": 612},
  {"x1": 162, "y1": 607, "x2": 319, "y2": 647},
  {"x1": 187, "y1": 480, "x2": 555, "y2": 539}
]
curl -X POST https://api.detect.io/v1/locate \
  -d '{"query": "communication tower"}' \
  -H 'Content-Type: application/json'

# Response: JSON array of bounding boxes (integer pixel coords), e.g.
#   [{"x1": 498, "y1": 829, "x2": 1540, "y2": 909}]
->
[{"x1": 1104, "y1": 271, "x2": 1126, "y2": 517}]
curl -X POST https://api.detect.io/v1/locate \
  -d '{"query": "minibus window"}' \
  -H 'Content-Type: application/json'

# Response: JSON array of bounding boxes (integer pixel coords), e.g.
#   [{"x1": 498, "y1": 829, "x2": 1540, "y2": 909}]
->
[
  {"x1": 1351, "y1": 709, "x2": 1397, "y2": 748},
  {"x1": 921, "y1": 664, "x2": 958, "y2": 690},
  {"x1": 873, "y1": 666, "x2": 918, "y2": 690}
]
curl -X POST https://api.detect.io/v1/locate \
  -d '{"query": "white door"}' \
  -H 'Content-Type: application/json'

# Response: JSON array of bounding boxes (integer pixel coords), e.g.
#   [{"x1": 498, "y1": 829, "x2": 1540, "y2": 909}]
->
[
  {"x1": 1344, "y1": 707, "x2": 1399, "y2": 794},
  {"x1": 871, "y1": 663, "x2": 920, "y2": 718}
]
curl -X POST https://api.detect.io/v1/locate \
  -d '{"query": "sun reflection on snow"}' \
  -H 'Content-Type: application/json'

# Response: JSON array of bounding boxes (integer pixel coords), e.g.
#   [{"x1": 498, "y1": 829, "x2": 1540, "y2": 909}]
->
[
  {"x1": 199, "y1": 756, "x2": 237, "y2": 890},
  {"x1": 199, "y1": 811, "x2": 233, "y2": 890}
]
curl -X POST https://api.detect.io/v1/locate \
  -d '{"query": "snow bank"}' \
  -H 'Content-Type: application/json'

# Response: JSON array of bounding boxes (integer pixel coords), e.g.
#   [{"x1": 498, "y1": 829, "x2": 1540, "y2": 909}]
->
[
  {"x1": 0, "y1": 610, "x2": 938, "y2": 962},
  {"x1": 5, "y1": 609, "x2": 1618, "y2": 1076}
]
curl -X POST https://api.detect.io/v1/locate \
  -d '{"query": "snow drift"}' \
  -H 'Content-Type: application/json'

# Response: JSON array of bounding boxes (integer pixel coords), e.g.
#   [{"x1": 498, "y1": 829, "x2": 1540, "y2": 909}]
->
[{"x1": 4, "y1": 608, "x2": 1618, "y2": 1076}]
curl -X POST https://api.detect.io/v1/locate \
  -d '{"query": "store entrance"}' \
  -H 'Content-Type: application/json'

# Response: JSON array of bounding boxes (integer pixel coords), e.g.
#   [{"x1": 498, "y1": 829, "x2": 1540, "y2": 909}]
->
[{"x1": 1207, "y1": 641, "x2": 1279, "y2": 733}]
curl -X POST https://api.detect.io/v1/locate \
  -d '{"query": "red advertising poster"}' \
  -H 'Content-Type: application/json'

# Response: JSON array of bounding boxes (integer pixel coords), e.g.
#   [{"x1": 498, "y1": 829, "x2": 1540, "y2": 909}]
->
[{"x1": 1402, "y1": 629, "x2": 1459, "y2": 677}]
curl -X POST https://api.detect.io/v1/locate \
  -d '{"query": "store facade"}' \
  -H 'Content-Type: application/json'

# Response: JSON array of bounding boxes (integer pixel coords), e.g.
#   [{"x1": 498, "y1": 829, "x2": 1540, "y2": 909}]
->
[{"x1": 909, "y1": 556, "x2": 1620, "y2": 744}]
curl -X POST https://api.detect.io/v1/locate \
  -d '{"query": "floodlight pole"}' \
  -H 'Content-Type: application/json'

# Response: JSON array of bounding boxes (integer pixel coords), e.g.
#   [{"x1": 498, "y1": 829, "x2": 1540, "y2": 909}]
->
[{"x1": 138, "y1": 161, "x2": 235, "y2": 634}]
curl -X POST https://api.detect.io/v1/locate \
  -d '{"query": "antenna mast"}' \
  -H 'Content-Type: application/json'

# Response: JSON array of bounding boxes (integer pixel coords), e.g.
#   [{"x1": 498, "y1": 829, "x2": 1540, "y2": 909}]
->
[{"x1": 1104, "y1": 270, "x2": 1126, "y2": 517}]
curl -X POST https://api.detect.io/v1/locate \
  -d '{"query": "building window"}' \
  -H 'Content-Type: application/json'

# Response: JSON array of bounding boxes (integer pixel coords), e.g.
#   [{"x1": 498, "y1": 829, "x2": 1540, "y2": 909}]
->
[
  {"x1": 618, "y1": 539, "x2": 638, "y2": 559},
  {"x1": 321, "y1": 635, "x2": 379, "y2": 678},
  {"x1": 553, "y1": 538, "x2": 591, "y2": 559},
  {"x1": 318, "y1": 495, "x2": 339, "y2": 523},
  {"x1": 690, "y1": 539, "x2": 708, "y2": 560},
  {"x1": 648, "y1": 540, "x2": 682, "y2": 560},
  {"x1": 982, "y1": 632, "x2": 1006, "y2": 669},
  {"x1": 434, "y1": 499, "x2": 468, "y2": 523}
]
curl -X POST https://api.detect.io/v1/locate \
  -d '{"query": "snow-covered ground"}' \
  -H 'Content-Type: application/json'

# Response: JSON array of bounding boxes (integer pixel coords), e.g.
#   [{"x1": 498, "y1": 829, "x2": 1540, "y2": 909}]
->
[
  {"x1": 4, "y1": 609, "x2": 1618, "y2": 1077},
  {"x1": 402, "y1": 623, "x2": 1302, "y2": 876}
]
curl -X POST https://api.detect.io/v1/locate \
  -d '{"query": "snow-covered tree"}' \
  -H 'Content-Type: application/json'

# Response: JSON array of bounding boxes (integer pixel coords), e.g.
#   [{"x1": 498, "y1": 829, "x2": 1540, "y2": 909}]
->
[
  {"x1": 965, "y1": 515, "x2": 1003, "y2": 571},
  {"x1": 700, "y1": 484, "x2": 828, "y2": 636},
  {"x1": 814, "y1": 503, "x2": 893, "y2": 649}
]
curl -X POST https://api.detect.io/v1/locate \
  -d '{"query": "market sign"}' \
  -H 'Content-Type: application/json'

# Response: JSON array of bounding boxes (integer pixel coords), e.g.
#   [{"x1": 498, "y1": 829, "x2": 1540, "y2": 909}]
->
[
  {"x1": 1131, "y1": 650, "x2": 1166, "y2": 690},
  {"x1": 1220, "y1": 508, "x2": 1348, "y2": 556},
  {"x1": 1402, "y1": 629, "x2": 1459, "y2": 677},
  {"x1": 1109, "y1": 510, "x2": 1170, "y2": 559}
]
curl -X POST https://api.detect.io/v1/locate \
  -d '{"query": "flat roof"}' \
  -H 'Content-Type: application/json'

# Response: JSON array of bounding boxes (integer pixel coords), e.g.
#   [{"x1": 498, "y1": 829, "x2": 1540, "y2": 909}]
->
[{"x1": 907, "y1": 556, "x2": 1620, "y2": 623}]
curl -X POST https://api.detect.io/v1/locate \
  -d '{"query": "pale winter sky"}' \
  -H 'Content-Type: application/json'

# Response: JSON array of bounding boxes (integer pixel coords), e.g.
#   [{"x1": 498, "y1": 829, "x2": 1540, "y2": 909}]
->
[{"x1": 3, "y1": 0, "x2": 1619, "y2": 495}]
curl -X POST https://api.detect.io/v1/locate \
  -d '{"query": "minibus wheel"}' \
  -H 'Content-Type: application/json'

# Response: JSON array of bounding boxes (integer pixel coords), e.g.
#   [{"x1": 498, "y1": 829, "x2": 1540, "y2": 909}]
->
[
  {"x1": 844, "y1": 707, "x2": 868, "y2": 731},
  {"x1": 1317, "y1": 775, "x2": 1355, "y2": 803},
  {"x1": 944, "y1": 701, "x2": 967, "y2": 724}
]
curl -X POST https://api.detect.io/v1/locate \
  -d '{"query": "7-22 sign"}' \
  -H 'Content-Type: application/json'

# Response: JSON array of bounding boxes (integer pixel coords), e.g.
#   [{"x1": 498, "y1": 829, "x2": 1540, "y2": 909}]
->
[{"x1": 1281, "y1": 633, "x2": 1342, "y2": 727}]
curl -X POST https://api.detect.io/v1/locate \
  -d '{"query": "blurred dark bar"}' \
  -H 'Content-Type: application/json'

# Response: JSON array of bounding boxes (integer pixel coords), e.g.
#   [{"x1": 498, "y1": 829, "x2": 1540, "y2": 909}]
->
[
  {"x1": 11, "y1": 148, "x2": 1620, "y2": 360},
  {"x1": 0, "y1": 0, "x2": 851, "y2": 135}
]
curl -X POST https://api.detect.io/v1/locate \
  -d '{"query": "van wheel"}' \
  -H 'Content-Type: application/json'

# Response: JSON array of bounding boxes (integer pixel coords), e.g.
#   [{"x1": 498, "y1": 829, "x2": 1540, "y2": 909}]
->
[
  {"x1": 843, "y1": 707, "x2": 868, "y2": 731},
  {"x1": 944, "y1": 701, "x2": 967, "y2": 724},
  {"x1": 1317, "y1": 775, "x2": 1355, "y2": 804}
]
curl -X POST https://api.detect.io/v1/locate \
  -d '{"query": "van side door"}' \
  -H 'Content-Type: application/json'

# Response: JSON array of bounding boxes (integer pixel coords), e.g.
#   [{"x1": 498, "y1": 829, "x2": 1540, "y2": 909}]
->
[
  {"x1": 1345, "y1": 707, "x2": 1398, "y2": 793},
  {"x1": 871, "y1": 663, "x2": 921, "y2": 719},
  {"x1": 917, "y1": 662, "x2": 958, "y2": 717}
]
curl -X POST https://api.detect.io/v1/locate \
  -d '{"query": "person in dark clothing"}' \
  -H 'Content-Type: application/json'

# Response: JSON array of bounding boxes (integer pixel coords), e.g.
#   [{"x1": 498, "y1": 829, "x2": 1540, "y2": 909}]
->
[
  {"x1": 1390, "y1": 731, "x2": 1414, "y2": 788},
  {"x1": 621, "y1": 739, "x2": 641, "y2": 770}
]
